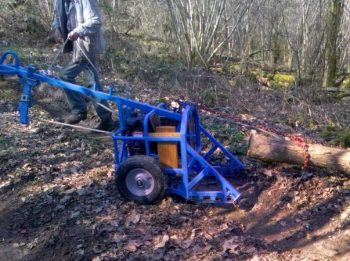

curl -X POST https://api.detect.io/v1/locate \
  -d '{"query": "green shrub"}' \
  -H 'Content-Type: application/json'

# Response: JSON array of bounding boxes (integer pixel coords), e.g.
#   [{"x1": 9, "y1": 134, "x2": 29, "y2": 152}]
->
[{"x1": 321, "y1": 125, "x2": 350, "y2": 148}]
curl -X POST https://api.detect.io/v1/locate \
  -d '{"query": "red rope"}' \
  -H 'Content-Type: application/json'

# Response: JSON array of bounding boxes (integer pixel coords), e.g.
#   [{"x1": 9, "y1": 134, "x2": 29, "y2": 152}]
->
[
  {"x1": 198, "y1": 105, "x2": 311, "y2": 170},
  {"x1": 286, "y1": 134, "x2": 310, "y2": 170}
]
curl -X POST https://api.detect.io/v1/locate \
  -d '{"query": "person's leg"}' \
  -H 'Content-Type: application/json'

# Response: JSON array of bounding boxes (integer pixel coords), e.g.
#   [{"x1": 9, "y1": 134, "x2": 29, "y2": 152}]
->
[
  {"x1": 60, "y1": 60, "x2": 88, "y2": 123},
  {"x1": 61, "y1": 56, "x2": 115, "y2": 130},
  {"x1": 85, "y1": 62, "x2": 113, "y2": 123}
]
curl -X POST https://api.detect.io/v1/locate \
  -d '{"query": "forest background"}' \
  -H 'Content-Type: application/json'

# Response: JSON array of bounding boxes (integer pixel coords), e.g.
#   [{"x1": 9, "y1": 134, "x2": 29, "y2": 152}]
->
[
  {"x1": 2, "y1": 0, "x2": 350, "y2": 134},
  {"x1": 0, "y1": 0, "x2": 348, "y2": 89}
]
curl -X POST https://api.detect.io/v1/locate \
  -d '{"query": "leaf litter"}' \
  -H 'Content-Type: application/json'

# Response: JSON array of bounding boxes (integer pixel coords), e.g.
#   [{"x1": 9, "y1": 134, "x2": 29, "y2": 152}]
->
[{"x1": 0, "y1": 79, "x2": 349, "y2": 261}]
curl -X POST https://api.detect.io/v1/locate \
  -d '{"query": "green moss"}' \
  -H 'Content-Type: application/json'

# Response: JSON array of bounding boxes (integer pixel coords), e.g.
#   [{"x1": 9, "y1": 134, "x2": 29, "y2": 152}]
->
[
  {"x1": 272, "y1": 82, "x2": 286, "y2": 90},
  {"x1": 249, "y1": 68, "x2": 261, "y2": 76},
  {"x1": 217, "y1": 92, "x2": 229, "y2": 101},
  {"x1": 209, "y1": 125, "x2": 246, "y2": 151},
  {"x1": 273, "y1": 73, "x2": 294, "y2": 84},
  {"x1": 210, "y1": 67, "x2": 224, "y2": 74},
  {"x1": 243, "y1": 69, "x2": 295, "y2": 90},
  {"x1": 267, "y1": 74, "x2": 274, "y2": 81},
  {"x1": 308, "y1": 120, "x2": 318, "y2": 130},
  {"x1": 229, "y1": 63, "x2": 241, "y2": 72},
  {"x1": 337, "y1": 92, "x2": 350, "y2": 99},
  {"x1": 228, "y1": 79, "x2": 236, "y2": 86},
  {"x1": 267, "y1": 73, "x2": 294, "y2": 90},
  {"x1": 340, "y1": 78, "x2": 350, "y2": 90},
  {"x1": 0, "y1": 86, "x2": 18, "y2": 101},
  {"x1": 203, "y1": 93, "x2": 215, "y2": 107}
]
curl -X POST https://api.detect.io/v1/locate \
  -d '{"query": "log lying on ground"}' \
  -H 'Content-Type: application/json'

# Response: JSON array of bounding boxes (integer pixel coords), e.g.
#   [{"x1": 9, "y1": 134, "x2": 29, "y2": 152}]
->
[{"x1": 247, "y1": 133, "x2": 350, "y2": 174}]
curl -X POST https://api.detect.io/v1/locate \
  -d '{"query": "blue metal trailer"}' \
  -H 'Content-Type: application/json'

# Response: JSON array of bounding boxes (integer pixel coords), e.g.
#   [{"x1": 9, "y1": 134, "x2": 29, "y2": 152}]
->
[{"x1": 0, "y1": 50, "x2": 244, "y2": 204}]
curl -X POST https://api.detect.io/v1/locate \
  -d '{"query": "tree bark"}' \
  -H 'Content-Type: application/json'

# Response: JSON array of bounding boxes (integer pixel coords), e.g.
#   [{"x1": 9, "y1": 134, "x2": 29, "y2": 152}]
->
[
  {"x1": 247, "y1": 133, "x2": 350, "y2": 174},
  {"x1": 323, "y1": 0, "x2": 344, "y2": 88}
]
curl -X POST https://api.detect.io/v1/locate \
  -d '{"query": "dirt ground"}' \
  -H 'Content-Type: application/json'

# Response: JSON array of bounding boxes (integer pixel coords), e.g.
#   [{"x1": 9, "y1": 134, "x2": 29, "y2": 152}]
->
[{"x1": 0, "y1": 75, "x2": 350, "y2": 261}]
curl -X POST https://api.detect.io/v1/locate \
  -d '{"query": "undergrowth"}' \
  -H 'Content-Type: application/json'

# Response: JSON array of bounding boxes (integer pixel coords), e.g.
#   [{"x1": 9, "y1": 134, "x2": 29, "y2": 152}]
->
[
  {"x1": 207, "y1": 122, "x2": 247, "y2": 155},
  {"x1": 321, "y1": 125, "x2": 350, "y2": 148}
]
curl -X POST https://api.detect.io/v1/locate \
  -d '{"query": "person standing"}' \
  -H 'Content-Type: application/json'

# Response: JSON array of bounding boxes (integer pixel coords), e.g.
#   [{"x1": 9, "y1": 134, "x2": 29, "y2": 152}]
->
[{"x1": 52, "y1": 0, "x2": 115, "y2": 131}]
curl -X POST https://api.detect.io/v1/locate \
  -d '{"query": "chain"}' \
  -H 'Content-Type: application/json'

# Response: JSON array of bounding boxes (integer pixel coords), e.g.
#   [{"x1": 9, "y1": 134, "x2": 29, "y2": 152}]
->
[{"x1": 286, "y1": 134, "x2": 310, "y2": 170}]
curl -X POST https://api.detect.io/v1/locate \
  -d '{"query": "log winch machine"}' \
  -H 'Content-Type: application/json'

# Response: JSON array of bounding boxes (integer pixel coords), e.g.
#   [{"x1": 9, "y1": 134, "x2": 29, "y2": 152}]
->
[{"x1": 0, "y1": 50, "x2": 244, "y2": 204}]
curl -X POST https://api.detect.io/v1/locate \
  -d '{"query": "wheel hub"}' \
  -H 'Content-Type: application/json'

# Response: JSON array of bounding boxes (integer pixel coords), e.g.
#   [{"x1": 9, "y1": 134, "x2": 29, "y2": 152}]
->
[
  {"x1": 126, "y1": 168, "x2": 155, "y2": 197},
  {"x1": 136, "y1": 179, "x2": 144, "y2": 187}
]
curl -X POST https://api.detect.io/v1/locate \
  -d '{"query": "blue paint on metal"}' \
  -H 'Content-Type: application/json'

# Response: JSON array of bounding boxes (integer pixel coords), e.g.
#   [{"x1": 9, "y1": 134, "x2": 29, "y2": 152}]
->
[{"x1": 0, "y1": 50, "x2": 245, "y2": 204}]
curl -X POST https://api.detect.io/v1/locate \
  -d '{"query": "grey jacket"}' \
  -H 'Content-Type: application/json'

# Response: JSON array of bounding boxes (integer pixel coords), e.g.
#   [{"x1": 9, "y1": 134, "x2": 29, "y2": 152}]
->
[{"x1": 53, "y1": 0, "x2": 106, "y2": 61}]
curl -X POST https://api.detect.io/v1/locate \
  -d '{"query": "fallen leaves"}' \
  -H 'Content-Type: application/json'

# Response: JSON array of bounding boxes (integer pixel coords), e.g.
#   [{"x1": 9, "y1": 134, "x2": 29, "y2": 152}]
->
[
  {"x1": 153, "y1": 234, "x2": 169, "y2": 249},
  {"x1": 125, "y1": 209, "x2": 141, "y2": 226},
  {"x1": 124, "y1": 240, "x2": 139, "y2": 252},
  {"x1": 222, "y1": 238, "x2": 239, "y2": 254},
  {"x1": 1, "y1": 82, "x2": 350, "y2": 261}
]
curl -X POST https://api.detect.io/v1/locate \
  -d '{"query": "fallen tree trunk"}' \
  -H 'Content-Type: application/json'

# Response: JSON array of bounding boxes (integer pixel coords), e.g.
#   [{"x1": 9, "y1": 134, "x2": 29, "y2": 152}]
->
[{"x1": 247, "y1": 133, "x2": 350, "y2": 174}]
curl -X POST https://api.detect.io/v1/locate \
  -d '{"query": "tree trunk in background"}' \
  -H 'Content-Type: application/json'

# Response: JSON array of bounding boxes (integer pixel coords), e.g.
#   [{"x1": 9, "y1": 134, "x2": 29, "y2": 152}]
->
[
  {"x1": 323, "y1": 0, "x2": 343, "y2": 87},
  {"x1": 3, "y1": 0, "x2": 350, "y2": 79}
]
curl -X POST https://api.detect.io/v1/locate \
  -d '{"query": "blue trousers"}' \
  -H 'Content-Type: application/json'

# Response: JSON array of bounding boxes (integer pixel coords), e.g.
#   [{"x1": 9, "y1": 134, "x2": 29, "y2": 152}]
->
[{"x1": 60, "y1": 59, "x2": 112, "y2": 121}]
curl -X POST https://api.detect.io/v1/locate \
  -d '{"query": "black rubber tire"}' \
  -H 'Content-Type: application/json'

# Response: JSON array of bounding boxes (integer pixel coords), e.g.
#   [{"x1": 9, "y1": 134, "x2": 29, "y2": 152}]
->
[{"x1": 116, "y1": 155, "x2": 166, "y2": 204}]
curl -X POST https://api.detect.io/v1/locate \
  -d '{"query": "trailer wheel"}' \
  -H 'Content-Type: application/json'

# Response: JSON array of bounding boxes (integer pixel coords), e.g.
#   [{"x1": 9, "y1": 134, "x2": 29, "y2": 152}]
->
[{"x1": 116, "y1": 155, "x2": 166, "y2": 204}]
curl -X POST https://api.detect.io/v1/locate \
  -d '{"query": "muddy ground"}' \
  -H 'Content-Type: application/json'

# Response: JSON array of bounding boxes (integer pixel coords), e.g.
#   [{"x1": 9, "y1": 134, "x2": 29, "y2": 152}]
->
[{"x1": 0, "y1": 72, "x2": 350, "y2": 261}]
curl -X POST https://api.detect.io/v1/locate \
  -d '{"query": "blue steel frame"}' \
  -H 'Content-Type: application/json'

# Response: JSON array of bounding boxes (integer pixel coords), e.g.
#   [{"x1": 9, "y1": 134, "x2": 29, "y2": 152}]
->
[{"x1": 0, "y1": 50, "x2": 244, "y2": 204}]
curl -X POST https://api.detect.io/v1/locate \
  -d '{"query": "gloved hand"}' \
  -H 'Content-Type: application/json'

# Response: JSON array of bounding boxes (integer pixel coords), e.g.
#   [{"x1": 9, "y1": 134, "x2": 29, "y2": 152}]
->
[{"x1": 54, "y1": 28, "x2": 63, "y2": 44}]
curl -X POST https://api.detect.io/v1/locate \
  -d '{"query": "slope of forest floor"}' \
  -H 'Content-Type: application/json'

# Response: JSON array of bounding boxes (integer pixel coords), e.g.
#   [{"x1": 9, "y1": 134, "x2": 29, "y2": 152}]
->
[{"x1": 0, "y1": 42, "x2": 350, "y2": 260}]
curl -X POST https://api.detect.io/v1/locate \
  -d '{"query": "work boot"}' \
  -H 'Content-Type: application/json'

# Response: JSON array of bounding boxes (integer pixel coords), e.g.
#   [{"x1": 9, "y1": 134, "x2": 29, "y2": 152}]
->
[
  {"x1": 96, "y1": 118, "x2": 117, "y2": 132},
  {"x1": 64, "y1": 112, "x2": 87, "y2": 124}
]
